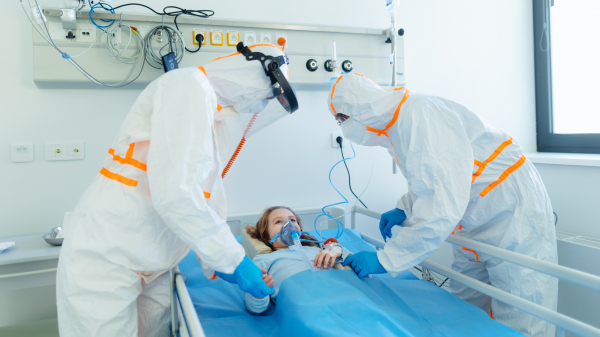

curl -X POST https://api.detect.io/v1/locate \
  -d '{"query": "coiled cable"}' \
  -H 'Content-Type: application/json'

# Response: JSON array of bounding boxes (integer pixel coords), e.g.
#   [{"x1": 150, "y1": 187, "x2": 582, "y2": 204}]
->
[
  {"x1": 144, "y1": 24, "x2": 185, "y2": 69},
  {"x1": 106, "y1": 23, "x2": 144, "y2": 64}
]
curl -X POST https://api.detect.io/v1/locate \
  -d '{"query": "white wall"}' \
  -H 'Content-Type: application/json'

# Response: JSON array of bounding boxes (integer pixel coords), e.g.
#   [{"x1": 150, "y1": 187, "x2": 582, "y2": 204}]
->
[
  {"x1": 0, "y1": 0, "x2": 537, "y2": 238},
  {"x1": 535, "y1": 164, "x2": 600, "y2": 239}
]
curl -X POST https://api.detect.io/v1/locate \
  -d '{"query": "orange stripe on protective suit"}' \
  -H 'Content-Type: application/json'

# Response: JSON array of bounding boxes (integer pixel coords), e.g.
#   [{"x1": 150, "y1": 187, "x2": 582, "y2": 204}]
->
[
  {"x1": 452, "y1": 225, "x2": 463, "y2": 235},
  {"x1": 365, "y1": 88, "x2": 410, "y2": 137},
  {"x1": 480, "y1": 155, "x2": 526, "y2": 197},
  {"x1": 330, "y1": 76, "x2": 344, "y2": 115},
  {"x1": 330, "y1": 74, "x2": 410, "y2": 168},
  {"x1": 471, "y1": 137, "x2": 513, "y2": 184},
  {"x1": 197, "y1": 66, "x2": 222, "y2": 112},
  {"x1": 462, "y1": 247, "x2": 480, "y2": 261},
  {"x1": 108, "y1": 143, "x2": 147, "y2": 171},
  {"x1": 221, "y1": 113, "x2": 259, "y2": 179},
  {"x1": 99, "y1": 167, "x2": 138, "y2": 187}
]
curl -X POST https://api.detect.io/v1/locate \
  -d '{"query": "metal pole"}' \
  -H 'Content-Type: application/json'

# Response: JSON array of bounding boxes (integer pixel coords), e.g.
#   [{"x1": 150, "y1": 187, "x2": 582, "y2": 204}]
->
[
  {"x1": 175, "y1": 274, "x2": 206, "y2": 337},
  {"x1": 169, "y1": 269, "x2": 178, "y2": 337},
  {"x1": 360, "y1": 232, "x2": 600, "y2": 337},
  {"x1": 0, "y1": 268, "x2": 57, "y2": 279},
  {"x1": 176, "y1": 294, "x2": 191, "y2": 337},
  {"x1": 446, "y1": 234, "x2": 600, "y2": 292},
  {"x1": 421, "y1": 260, "x2": 600, "y2": 337},
  {"x1": 391, "y1": 16, "x2": 397, "y2": 86}
]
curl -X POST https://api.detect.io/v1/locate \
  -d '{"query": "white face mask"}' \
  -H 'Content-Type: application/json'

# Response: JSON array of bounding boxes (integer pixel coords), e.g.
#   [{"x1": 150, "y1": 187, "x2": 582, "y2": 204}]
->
[{"x1": 340, "y1": 118, "x2": 381, "y2": 146}]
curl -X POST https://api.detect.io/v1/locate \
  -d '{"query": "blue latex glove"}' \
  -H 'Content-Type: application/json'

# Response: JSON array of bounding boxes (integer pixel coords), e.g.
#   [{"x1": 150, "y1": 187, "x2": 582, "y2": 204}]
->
[
  {"x1": 379, "y1": 208, "x2": 406, "y2": 240},
  {"x1": 342, "y1": 251, "x2": 387, "y2": 278},
  {"x1": 215, "y1": 256, "x2": 275, "y2": 298}
]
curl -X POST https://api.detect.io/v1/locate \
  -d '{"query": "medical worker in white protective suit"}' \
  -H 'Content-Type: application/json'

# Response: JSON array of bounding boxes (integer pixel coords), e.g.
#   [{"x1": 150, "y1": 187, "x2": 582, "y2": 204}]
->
[
  {"x1": 56, "y1": 43, "x2": 298, "y2": 337},
  {"x1": 333, "y1": 74, "x2": 557, "y2": 337}
]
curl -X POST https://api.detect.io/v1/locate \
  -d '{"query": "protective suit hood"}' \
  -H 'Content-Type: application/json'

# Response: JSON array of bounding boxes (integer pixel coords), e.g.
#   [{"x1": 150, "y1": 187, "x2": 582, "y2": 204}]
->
[
  {"x1": 328, "y1": 74, "x2": 408, "y2": 135},
  {"x1": 202, "y1": 44, "x2": 290, "y2": 114}
]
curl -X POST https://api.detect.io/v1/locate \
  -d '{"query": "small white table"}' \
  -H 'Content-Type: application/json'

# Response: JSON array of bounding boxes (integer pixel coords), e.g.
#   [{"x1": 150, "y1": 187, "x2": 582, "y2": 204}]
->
[{"x1": 0, "y1": 233, "x2": 62, "y2": 328}]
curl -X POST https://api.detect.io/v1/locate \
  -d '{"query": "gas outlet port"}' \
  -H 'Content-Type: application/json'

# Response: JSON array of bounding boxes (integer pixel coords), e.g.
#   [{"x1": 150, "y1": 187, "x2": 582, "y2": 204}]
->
[
  {"x1": 306, "y1": 59, "x2": 318, "y2": 72},
  {"x1": 324, "y1": 59, "x2": 334, "y2": 72},
  {"x1": 342, "y1": 60, "x2": 353, "y2": 72}
]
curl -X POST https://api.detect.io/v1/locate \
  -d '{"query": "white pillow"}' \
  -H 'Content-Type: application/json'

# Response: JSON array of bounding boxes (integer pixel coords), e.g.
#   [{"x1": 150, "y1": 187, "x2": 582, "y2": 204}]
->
[{"x1": 241, "y1": 225, "x2": 273, "y2": 260}]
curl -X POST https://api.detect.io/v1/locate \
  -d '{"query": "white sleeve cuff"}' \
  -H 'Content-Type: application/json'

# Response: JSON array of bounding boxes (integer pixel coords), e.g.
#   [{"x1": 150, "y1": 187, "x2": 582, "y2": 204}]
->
[{"x1": 245, "y1": 292, "x2": 270, "y2": 314}]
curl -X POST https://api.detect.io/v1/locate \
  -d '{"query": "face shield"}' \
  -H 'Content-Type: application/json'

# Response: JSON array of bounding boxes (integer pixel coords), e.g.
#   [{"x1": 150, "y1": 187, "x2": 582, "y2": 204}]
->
[{"x1": 236, "y1": 42, "x2": 299, "y2": 113}]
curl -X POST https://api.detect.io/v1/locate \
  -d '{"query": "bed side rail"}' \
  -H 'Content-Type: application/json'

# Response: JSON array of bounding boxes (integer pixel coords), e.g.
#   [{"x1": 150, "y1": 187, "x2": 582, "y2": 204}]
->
[
  {"x1": 170, "y1": 268, "x2": 206, "y2": 337},
  {"x1": 354, "y1": 206, "x2": 600, "y2": 337}
]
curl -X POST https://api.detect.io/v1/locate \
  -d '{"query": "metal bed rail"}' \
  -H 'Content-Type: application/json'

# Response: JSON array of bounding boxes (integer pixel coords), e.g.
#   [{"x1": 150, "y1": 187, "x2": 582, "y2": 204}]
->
[
  {"x1": 354, "y1": 206, "x2": 600, "y2": 337},
  {"x1": 170, "y1": 267, "x2": 206, "y2": 337}
]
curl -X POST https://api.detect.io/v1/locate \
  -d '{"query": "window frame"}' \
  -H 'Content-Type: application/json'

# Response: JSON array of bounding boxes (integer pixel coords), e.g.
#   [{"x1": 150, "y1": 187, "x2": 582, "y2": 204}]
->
[{"x1": 533, "y1": 0, "x2": 600, "y2": 153}]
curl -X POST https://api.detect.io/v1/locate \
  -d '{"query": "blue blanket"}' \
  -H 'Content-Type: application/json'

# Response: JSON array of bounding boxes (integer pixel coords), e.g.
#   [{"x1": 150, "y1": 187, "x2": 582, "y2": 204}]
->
[{"x1": 178, "y1": 228, "x2": 522, "y2": 336}]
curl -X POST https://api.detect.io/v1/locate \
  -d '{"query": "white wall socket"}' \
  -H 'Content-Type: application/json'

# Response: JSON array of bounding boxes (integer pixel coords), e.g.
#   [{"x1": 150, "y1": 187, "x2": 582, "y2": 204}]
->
[
  {"x1": 45, "y1": 141, "x2": 85, "y2": 161},
  {"x1": 10, "y1": 143, "x2": 34, "y2": 163},
  {"x1": 244, "y1": 31, "x2": 256, "y2": 46},
  {"x1": 331, "y1": 133, "x2": 345, "y2": 148}
]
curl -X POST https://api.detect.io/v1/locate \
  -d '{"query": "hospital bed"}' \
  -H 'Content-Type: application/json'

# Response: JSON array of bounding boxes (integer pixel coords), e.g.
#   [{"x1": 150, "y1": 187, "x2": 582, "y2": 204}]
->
[{"x1": 169, "y1": 207, "x2": 600, "y2": 337}]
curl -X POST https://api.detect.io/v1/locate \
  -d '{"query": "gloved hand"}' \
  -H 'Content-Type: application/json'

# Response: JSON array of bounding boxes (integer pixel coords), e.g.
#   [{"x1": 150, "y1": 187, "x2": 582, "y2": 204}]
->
[
  {"x1": 379, "y1": 208, "x2": 406, "y2": 240},
  {"x1": 342, "y1": 251, "x2": 387, "y2": 278},
  {"x1": 216, "y1": 256, "x2": 275, "y2": 298}
]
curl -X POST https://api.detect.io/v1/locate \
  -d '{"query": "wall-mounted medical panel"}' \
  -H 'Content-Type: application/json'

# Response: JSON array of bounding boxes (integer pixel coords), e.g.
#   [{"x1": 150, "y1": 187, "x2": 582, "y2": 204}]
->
[{"x1": 33, "y1": 9, "x2": 405, "y2": 90}]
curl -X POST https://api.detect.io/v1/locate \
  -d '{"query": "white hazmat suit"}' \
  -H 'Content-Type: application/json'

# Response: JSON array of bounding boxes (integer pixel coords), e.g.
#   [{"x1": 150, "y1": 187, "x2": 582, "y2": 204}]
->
[
  {"x1": 329, "y1": 73, "x2": 558, "y2": 337},
  {"x1": 56, "y1": 44, "x2": 289, "y2": 337}
]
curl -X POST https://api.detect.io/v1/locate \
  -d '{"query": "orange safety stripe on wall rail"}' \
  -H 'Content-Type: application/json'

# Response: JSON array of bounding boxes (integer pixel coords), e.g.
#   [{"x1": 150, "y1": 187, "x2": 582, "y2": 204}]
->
[
  {"x1": 472, "y1": 137, "x2": 513, "y2": 184},
  {"x1": 108, "y1": 144, "x2": 147, "y2": 171},
  {"x1": 100, "y1": 168, "x2": 138, "y2": 187},
  {"x1": 462, "y1": 247, "x2": 480, "y2": 261},
  {"x1": 480, "y1": 155, "x2": 526, "y2": 197}
]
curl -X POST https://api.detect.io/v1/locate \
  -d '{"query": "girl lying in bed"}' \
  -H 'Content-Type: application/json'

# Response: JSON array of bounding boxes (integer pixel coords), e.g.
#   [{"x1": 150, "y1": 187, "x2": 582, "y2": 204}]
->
[{"x1": 244, "y1": 206, "x2": 353, "y2": 314}]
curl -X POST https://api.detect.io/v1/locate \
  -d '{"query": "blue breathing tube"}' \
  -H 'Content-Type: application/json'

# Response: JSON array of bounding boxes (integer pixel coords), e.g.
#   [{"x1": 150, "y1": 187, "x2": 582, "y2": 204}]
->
[{"x1": 313, "y1": 142, "x2": 358, "y2": 241}]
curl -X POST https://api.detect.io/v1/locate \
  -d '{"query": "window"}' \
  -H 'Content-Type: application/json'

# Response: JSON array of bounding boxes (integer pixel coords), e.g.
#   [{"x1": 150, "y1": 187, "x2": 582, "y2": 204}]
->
[{"x1": 534, "y1": 0, "x2": 600, "y2": 153}]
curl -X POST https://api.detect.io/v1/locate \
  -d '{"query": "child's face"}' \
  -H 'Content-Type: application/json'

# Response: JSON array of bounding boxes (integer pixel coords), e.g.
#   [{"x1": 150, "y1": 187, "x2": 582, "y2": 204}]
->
[{"x1": 268, "y1": 208, "x2": 301, "y2": 250}]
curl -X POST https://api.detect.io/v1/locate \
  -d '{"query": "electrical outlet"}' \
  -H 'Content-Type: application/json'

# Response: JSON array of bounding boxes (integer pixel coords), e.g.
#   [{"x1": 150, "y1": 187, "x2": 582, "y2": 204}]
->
[
  {"x1": 48, "y1": 22, "x2": 76, "y2": 42},
  {"x1": 10, "y1": 143, "x2": 34, "y2": 163},
  {"x1": 227, "y1": 31, "x2": 240, "y2": 46},
  {"x1": 192, "y1": 29, "x2": 206, "y2": 45},
  {"x1": 244, "y1": 31, "x2": 256, "y2": 46},
  {"x1": 77, "y1": 26, "x2": 96, "y2": 43},
  {"x1": 45, "y1": 141, "x2": 85, "y2": 161},
  {"x1": 331, "y1": 133, "x2": 345, "y2": 148},
  {"x1": 260, "y1": 32, "x2": 272, "y2": 44},
  {"x1": 210, "y1": 30, "x2": 223, "y2": 46}
]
